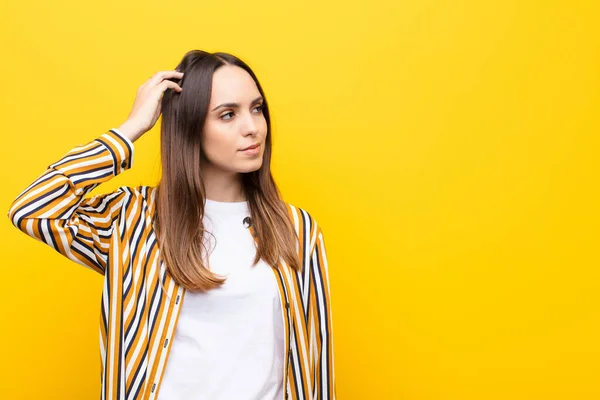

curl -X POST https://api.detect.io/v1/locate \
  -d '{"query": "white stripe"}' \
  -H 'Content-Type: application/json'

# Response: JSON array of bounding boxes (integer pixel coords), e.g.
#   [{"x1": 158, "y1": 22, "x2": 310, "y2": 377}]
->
[
  {"x1": 77, "y1": 200, "x2": 124, "y2": 225},
  {"x1": 10, "y1": 176, "x2": 67, "y2": 222},
  {"x1": 39, "y1": 220, "x2": 56, "y2": 250},
  {"x1": 309, "y1": 301, "x2": 317, "y2": 400},
  {"x1": 290, "y1": 328, "x2": 303, "y2": 399},
  {"x1": 312, "y1": 237, "x2": 330, "y2": 398},
  {"x1": 281, "y1": 259, "x2": 312, "y2": 396},
  {"x1": 309, "y1": 220, "x2": 318, "y2": 256},
  {"x1": 108, "y1": 232, "x2": 120, "y2": 400},
  {"x1": 49, "y1": 141, "x2": 99, "y2": 169},
  {"x1": 71, "y1": 166, "x2": 114, "y2": 186},
  {"x1": 318, "y1": 230, "x2": 335, "y2": 396},
  {"x1": 275, "y1": 265, "x2": 290, "y2": 400},
  {"x1": 50, "y1": 144, "x2": 105, "y2": 169},
  {"x1": 141, "y1": 254, "x2": 161, "y2": 395},
  {"x1": 299, "y1": 209, "x2": 311, "y2": 309},
  {"x1": 71, "y1": 238, "x2": 97, "y2": 265},
  {"x1": 127, "y1": 349, "x2": 148, "y2": 400},
  {"x1": 290, "y1": 205, "x2": 300, "y2": 255},
  {"x1": 102, "y1": 132, "x2": 127, "y2": 170},
  {"x1": 9, "y1": 170, "x2": 61, "y2": 213},
  {"x1": 99, "y1": 327, "x2": 106, "y2": 373},
  {"x1": 150, "y1": 284, "x2": 184, "y2": 400},
  {"x1": 25, "y1": 219, "x2": 35, "y2": 238},
  {"x1": 126, "y1": 305, "x2": 148, "y2": 377},
  {"x1": 147, "y1": 272, "x2": 176, "y2": 400},
  {"x1": 287, "y1": 381, "x2": 292, "y2": 400},
  {"x1": 79, "y1": 190, "x2": 123, "y2": 213},
  {"x1": 36, "y1": 192, "x2": 76, "y2": 220},
  {"x1": 59, "y1": 155, "x2": 113, "y2": 173},
  {"x1": 101, "y1": 262, "x2": 110, "y2": 399},
  {"x1": 124, "y1": 240, "x2": 149, "y2": 351},
  {"x1": 52, "y1": 219, "x2": 77, "y2": 256}
]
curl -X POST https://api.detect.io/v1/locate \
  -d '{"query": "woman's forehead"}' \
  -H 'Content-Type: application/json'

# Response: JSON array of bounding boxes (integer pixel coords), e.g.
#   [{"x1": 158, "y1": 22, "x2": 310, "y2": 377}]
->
[{"x1": 210, "y1": 66, "x2": 260, "y2": 105}]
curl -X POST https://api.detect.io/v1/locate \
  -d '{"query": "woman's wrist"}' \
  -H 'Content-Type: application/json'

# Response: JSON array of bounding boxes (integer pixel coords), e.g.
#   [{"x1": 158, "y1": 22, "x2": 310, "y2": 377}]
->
[{"x1": 116, "y1": 120, "x2": 143, "y2": 143}]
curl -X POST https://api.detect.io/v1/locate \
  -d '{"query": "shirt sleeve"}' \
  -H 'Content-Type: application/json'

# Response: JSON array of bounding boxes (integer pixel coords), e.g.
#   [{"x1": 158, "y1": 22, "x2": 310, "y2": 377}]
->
[{"x1": 7, "y1": 129, "x2": 135, "y2": 275}]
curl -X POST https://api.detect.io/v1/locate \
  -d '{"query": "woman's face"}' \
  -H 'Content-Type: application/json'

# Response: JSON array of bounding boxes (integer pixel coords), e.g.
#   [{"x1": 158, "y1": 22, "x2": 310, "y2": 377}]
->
[{"x1": 201, "y1": 65, "x2": 267, "y2": 174}]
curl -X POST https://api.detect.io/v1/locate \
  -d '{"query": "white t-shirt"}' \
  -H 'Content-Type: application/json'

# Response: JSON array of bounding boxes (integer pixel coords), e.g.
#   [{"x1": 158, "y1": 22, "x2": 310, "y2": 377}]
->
[{"x1": 158, "y1": 198, "x2": 285, "y2": 400}]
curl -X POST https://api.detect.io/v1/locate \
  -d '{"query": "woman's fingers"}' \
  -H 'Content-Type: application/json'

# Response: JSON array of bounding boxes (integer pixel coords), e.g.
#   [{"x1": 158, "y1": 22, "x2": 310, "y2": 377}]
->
[
  {"x1": 139, "y1": 70, "x2": 183, "y2": 90},
  {"x1": 157, "y1": 79, "x2": 183, "y2": 93},
  {"x1": 122, "y1": 70, "x2": 185, "y2": 140},
  {"x1": 147, "y1": 70, "x2": 184, "y2": 88}
]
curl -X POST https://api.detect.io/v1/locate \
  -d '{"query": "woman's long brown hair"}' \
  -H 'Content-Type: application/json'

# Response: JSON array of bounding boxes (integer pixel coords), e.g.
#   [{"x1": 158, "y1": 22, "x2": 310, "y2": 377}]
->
[{"x1": 152, "y1": 50, "x2": 300, "y2": 293}]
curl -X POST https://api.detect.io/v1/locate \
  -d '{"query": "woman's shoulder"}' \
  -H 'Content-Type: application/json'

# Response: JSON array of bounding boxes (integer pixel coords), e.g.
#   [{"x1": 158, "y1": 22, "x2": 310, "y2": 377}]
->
[{"x1": 282, "y1": 201, "x2": 322, "y2": 232}]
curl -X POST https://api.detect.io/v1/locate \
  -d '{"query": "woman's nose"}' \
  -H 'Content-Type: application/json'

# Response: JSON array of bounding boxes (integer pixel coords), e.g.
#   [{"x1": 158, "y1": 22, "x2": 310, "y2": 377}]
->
[{"x1": 242, "y1": 112, "x2": 259, "y2": 134}]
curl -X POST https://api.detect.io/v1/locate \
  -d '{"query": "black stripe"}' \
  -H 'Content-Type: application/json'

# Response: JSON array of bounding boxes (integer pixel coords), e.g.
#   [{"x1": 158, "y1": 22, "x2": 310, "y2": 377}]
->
[
  {"x1": 15, "y1": 184, "x2": 68, "y2": 226},
  {"x1": 77, "y1": 212, "x2": 116, "y2": 239},
  {"x1": 125, "y1": 236, "x2": 153, "y2": 349},
  {"x1": 126, "y1": 345, "x2": 148, "y2": 399},
  {"x1": 122, "y1": 262, "x2": 133, "y2": 301},
  {"x1": 71, "y1": 238, "x2": 101, "y2": 270},
  {"x1": 117, "y1": 287, "x2": 124, "y2": 398},
  {"x1": 50, "y1": 145, "x2": 106, "y2": 169},
  {"x1": 42, "y1": 219, "x2": 60, "y2": 250},
  {"x1": 311, "y1": 244, "x2": 331, "y2": 398},
  {"x1": 109, "y1": 129, "x2": 134, "y2": 162},
  {"x1": 12, "y1": 170, "x2": 60, "y2": 203},
  {"x1": 147, "y1": 276, "x2": 161, "y2": 335},
  {"x1": 125, "y1": 288, "x2": 146, "y2": 352},
  {"x1": 101, "y1": 297, "x2": 108, "y2": 343},
  {"x1": 275, "y1": 267, "x2": 304, "y2": 399},
  {"x1": 95, "y1": 138, "x2": 119, "y2": 176},
  {"x1": 298, "y1": 210, "x2": 312, "y2": 324},
  {"x1": 101, "y1": 273, "x2": 110, "y2": 400},
  {"x1": 78, "y1": 190, "x2": 125, "y2": 215},
  {"x1": 289, "y1": 327, "x2": 302, "y2": 400},
  {"x1": 70, "y1": 167, "x2": 113, "y2": 185},
  {"x1": 120, "y1": 188, "x2": 134, "y2": 242},
  {"x1": 123, "y1": 212, "x2": 145, "y2": 301}
]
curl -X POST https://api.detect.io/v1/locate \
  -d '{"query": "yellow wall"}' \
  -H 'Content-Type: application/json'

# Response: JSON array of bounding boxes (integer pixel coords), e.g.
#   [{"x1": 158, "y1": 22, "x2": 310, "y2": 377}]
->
[{"x1": 1, "y1": 0, "x2": 598, "y2": 398}]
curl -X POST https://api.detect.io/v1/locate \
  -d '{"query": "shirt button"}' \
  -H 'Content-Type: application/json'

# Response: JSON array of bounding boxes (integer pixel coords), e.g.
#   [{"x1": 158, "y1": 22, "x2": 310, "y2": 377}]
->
[
  {"x1": 121, "y1": 161, "x2": 127, "y2": 168},
  {"x1": 285, "y1": 393, "x2": 289, "y2": 399},
  {"x1": 285, "y1": 302, "x2": 290, "y2": 309},
  {"x1": 242, "y1": 216, "x2": 252, "y2": 228}
]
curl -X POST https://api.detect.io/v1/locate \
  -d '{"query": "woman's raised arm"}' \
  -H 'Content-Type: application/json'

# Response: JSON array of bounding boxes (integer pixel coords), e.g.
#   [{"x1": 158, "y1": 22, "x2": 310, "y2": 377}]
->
[
  {"x1": 7, "y1": 70, "x2": 184, "y2": 274},
  {"x1": 7, "y1": 129, "x2": 135, "y2": 275}
]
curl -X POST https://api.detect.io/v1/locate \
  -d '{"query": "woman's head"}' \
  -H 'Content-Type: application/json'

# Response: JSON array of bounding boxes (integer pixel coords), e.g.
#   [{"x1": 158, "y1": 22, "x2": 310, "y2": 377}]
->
[
  {"x1": 160, "y1": 50, "x2": 272, "y2": 193},
  {"x1": 154, "y1": 50, "x2": 300, "y2": 292},
  {"x1": 202, "y1": 64, "x2": 268, "y2": 175}
]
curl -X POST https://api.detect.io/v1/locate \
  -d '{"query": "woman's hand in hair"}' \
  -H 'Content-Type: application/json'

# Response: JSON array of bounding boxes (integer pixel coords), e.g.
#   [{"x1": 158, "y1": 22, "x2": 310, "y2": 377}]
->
[{"x1": 117, "y1": 70, "x2": 184, "y2": 142}]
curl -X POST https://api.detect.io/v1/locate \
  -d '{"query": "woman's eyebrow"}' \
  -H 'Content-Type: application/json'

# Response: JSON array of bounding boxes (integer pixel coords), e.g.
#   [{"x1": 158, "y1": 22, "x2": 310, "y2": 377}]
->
[{"x1": 211, "y1": 96, "x2": 264, "y2": 112}]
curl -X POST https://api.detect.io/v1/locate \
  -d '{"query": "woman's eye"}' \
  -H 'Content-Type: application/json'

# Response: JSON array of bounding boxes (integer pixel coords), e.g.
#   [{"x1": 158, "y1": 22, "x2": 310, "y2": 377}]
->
[{"x1": 220, "y1": 105, "x2": 263, "y2": 121}]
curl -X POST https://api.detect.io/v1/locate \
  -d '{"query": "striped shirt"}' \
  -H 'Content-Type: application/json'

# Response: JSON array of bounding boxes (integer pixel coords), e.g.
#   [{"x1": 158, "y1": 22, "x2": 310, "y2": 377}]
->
[{"x1": 7, "y1": 129, "x2": 336, "y2": 400}]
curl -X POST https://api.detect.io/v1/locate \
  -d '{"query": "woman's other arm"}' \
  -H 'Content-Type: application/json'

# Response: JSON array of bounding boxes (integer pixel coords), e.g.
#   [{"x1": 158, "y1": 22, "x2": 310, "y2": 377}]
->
[
  {"x1": 7, "y1": 129, "x2": 134, "y2": 275},
  {"x1": 7, "y1": 69, "x2": 184, "y2": 274}
]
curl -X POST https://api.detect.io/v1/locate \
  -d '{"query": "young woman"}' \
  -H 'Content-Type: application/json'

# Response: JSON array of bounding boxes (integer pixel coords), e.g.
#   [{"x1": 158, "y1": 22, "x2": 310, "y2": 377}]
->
[{"x1": 8, "y1": 50, "x2": 336, "y2": 400}]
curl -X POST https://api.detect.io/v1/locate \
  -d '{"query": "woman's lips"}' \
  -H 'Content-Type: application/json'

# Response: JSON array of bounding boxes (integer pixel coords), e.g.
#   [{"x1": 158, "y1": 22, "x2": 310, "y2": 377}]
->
[
  {"x1": 240, "y1": 144, "x2": 261, "y2": 155},
  {"x1": 240, "y1": 143, "x2": 260, "y2": 151}
]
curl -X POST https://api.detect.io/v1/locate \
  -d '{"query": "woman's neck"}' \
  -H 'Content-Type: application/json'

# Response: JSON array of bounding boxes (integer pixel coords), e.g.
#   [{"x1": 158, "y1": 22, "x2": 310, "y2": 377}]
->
[{"x1": 202, "y1": 165, "x2": 245, "y2": 203}]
